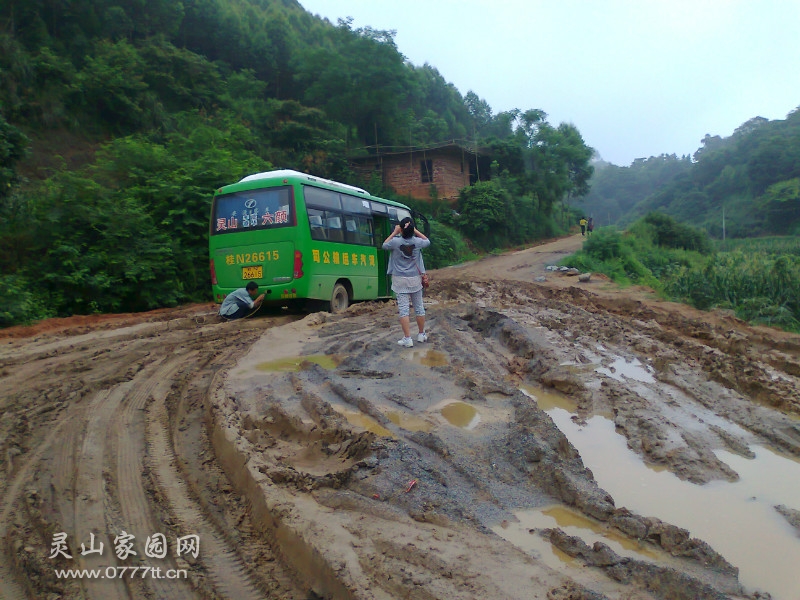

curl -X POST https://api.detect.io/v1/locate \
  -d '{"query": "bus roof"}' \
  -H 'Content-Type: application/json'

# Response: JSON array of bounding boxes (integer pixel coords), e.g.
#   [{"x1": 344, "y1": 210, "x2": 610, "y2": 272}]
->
[
  {"x1": 239, "y1": 170, "x2": 368, "y2": 195},
  {"x1": 221, "y1": 169, "x2": 411, "y2": 210}
]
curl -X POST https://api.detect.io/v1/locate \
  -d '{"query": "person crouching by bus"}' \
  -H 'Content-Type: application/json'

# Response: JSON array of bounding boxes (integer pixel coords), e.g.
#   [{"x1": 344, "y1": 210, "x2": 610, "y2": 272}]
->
[
  {"x1": 382, "y1": 217, "x2": 430, "y2": 348},
  {"x1": 219, "y1": 281, "x2": 265, "y2": 320}
]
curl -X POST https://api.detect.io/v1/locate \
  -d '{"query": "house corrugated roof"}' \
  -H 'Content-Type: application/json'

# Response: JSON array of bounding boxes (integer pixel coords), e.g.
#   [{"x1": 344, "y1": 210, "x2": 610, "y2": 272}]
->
[{"x1": 349, "y1": 139, "x2": 488, "y2": 160}]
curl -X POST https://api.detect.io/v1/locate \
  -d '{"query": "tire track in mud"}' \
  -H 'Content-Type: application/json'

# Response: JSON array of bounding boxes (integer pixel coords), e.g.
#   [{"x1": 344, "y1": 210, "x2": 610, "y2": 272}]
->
[
  {"x1": 73, "y1": 386, "x2": 130, "y2": 600},
  {"x1": 0, "y1": 313, "x2": 306, "y2": 599},
  {"x1": 51, "y1": 410, "x2": 83, "y2": 539},
  {"x1": 113, "y1": 358, "x2": 195, "y2": 600},
  {"x1": 169, "y1": 349, "x2": 308, "y2": 600},
  {"x1": 146, "y1": 353, "x2": 266, "y2": 600},
  {"x1": 0, "y1": 412, "x2": 75, "y2": 600}
]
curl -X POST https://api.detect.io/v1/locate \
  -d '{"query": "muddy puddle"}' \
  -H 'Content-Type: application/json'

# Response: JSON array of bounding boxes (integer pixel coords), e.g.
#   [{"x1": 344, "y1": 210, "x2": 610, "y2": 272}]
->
[
  {"x1": 545, "y1": 404, "x2": 800, "y2": 598},
  {"x1": 256, "y1": 354, "x2": 340, "y2": 372},
  {"x1": 493, "y1": 505, "x2": 661, "y2": 573},
  {"x1": 331, "y1": 404, "x2": 393, "y2": 437},
  {"x1": 519, "y1": 384, "x2": 578, "y2": 413},
  {"x1": 404, "y1": 349, "x2": 449, "y2": 367},
  {"x1": 386, "y1": 410, "x2": 434, "y2": 432},
  {"x1": 520, "y1": 384, "x2": 614, "y2": 419},
  {"x1": 438, "y1": 401, "x2": 481, "y2": 429}
]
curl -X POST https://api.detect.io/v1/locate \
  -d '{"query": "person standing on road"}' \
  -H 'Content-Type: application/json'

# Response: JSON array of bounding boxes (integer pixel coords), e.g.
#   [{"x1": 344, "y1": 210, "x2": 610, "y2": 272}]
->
[
  {"x1": 579, "y1": 217, "x2": 588, "y2": 236},
  {"x1": 382, "y1": 217, "x2": 430, "y2": 348},
  {"x1": 219, "y1": 281, "x2": 265, "y2": 320},
  {"x1": 587, "y1": 217, "x2": 594, "y2": 236}
]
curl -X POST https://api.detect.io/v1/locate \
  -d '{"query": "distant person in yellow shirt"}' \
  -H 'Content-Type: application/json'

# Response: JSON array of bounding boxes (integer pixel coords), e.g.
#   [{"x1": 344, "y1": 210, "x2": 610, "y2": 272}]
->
[{"x1": 579, "y1": 217, "x2": 588, "y2": 236}]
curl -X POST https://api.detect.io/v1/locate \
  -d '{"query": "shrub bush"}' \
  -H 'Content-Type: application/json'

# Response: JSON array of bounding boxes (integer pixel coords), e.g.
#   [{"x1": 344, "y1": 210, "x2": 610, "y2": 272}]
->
[
  {"x1": 424, "y1": 219, "x2": 472, "y2": 269},
  {"x1": 0, "y1": 275, "x2": 54, "y2": 326},
  {"x1": 641, "y1": 212, "x2": 712, "y2": 253}
]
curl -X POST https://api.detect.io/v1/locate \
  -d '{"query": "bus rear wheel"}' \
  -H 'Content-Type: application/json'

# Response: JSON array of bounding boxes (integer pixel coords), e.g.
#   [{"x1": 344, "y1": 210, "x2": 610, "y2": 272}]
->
[{"x1": 330, "y1": 283, "x2": 350, "y2": 313}]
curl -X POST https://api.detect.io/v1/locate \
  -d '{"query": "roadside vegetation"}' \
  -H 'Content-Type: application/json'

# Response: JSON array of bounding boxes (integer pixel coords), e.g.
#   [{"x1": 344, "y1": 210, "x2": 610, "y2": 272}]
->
[{"x1": 564, "y1": 213, "x2": 800, "y2": 332}]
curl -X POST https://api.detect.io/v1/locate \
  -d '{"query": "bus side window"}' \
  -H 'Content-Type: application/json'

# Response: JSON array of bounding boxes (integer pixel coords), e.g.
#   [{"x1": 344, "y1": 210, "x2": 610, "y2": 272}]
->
[
  {"x1": 358, "y1": 216, "x2": 374, "y2": 246},
  {"x1": 326, "y1": 216, "x2": 344, "y2": 242},
  {"x1": 344, "y1": 218, "x2": 360, "y2": 244},
  {"x1": 309, "y1": 211, "x2": 326, "y2": 241}
]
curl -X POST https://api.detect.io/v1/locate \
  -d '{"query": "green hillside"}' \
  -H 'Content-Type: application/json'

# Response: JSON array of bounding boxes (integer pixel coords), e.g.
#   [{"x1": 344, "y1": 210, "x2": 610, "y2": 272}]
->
[
  {"x1": 581, "y1": 111, "x2": 800, "y2": 236},
  {"x1": 0, "y1": 0, "x2": 593, "y2": 326}
]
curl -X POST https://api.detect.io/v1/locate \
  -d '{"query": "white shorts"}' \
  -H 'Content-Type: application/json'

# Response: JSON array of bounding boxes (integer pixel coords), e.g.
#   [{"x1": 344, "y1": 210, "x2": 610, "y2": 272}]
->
[{"x1": 396, "y1": 290, "x2": 425, "y2": 318}]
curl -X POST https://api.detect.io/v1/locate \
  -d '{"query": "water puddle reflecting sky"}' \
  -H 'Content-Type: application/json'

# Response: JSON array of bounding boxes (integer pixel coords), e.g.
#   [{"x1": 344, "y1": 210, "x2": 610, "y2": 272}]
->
[
  {"x1": 595, "y1": 356, "x2": 655, "y2": 383},
  {"x1": 546, "y1": 407, "x2": 800, "y2": 599}
]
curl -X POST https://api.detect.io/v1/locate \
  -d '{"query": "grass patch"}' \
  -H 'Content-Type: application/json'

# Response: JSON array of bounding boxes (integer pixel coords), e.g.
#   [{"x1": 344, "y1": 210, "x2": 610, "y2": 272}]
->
[{"x1": 564, "y1": 215, "x2": 800, "y2": 332}]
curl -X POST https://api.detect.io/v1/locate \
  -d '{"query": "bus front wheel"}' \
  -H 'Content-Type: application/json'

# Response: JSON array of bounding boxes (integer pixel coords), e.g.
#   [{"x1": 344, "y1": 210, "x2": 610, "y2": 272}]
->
[{"x1": 330, "y1": 283, "x2": 350, "y2": 313}]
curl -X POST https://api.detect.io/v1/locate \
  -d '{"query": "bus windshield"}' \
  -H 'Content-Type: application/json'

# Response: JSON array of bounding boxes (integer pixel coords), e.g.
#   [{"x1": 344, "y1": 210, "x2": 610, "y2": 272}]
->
[{"x1": 212, "y1": 186, "x2": 293, "y2": 234}]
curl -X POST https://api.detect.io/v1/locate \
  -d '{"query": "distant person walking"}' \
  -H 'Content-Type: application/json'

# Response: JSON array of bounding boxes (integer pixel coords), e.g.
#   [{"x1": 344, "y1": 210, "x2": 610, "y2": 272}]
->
[
  {"x1": 579, "y1": 217, "x2": 588, "y2": 236},
  {"x1": 382, "y1": 217, "x2": 430, "y2": 348},
  {"x1": 219, "y1": 281, "x2": 264, "y2": 320},
  {"x1": 587, "y1": 217, "x2": 594, "y2": 236}
]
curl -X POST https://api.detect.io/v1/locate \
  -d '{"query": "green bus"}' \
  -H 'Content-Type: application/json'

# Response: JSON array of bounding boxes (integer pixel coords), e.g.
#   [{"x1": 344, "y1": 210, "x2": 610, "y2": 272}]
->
[{"x1": 209, "y1": 169, "x2": 423, "y2": 312}]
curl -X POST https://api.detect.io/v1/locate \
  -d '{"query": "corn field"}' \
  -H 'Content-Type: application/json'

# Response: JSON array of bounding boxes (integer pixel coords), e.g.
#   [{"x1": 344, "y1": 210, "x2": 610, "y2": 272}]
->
[
  {"x1": 716, "y1": 236, "x2": 800, "y2": 256},
  {"x1": 665, "y1": 248, "x2": 800, "y2": 330}
]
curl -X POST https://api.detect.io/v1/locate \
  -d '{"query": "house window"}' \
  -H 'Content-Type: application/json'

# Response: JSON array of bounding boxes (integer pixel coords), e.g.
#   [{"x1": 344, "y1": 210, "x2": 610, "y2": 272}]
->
[{"x1": 420, "y1": 159, "x2": 433, "y2": 183}]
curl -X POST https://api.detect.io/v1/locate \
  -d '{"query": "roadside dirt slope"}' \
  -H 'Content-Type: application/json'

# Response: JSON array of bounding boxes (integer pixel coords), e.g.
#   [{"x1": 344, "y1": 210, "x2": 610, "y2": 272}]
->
[{"x1": 1, "y1": 234, "x2": 799, "y2": 600}]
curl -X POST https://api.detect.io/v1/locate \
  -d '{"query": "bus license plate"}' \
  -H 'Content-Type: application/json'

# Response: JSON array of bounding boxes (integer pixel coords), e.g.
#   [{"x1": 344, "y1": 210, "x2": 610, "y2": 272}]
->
[{"x1": 242, "y1": 266, "x2": 263, "y2": 280}]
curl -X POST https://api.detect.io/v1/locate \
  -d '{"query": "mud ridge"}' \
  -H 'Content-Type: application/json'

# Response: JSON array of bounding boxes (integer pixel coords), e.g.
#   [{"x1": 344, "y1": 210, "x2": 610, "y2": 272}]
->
[
  {"x1": 207, "y1": 374, "x2": 358, "y2": 600},
  {"x1": 544, "y1": 528, "x2": 737, "y2": 599}
]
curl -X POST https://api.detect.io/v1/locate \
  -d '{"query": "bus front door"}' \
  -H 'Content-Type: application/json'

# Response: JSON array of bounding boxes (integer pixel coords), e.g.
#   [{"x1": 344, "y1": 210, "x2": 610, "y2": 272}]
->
[{"x1": 374, "y1": 215, "x2": 392, "y2": 297}]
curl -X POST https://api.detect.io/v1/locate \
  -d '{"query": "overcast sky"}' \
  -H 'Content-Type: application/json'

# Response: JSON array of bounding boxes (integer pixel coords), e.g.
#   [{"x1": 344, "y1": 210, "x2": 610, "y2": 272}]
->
[{"x1": 299, "y1": 0, "x2": 800, "y2": 166}]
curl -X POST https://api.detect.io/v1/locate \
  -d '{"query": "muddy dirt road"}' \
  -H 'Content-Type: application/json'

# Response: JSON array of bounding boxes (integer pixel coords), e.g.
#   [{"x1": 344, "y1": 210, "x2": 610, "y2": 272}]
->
[{"x1": 2, "y1": 234, "x2": 800, "y2": 600}]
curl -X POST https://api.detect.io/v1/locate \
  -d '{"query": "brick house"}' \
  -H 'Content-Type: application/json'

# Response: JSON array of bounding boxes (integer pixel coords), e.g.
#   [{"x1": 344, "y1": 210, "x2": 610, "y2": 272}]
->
[{"x1": 349, "y1": 142, "x2": 490, "y2": 202}]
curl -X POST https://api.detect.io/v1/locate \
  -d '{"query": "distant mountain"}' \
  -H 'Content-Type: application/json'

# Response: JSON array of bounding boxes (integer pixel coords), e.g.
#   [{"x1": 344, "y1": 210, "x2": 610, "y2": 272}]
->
[
  {"x1": 580, "y1": 154, "x2": 692, "y2": 227},
  {"x1": 580, "y1": 110, "x2": 800, "y2": 237}
]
